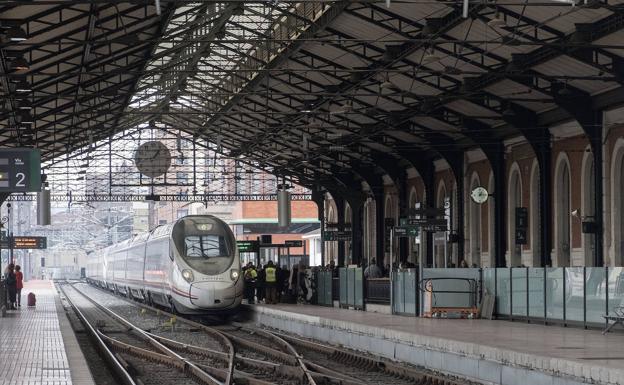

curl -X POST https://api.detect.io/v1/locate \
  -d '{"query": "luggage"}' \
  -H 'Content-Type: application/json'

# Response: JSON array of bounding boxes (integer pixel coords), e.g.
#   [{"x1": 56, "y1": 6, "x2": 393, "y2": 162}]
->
[{"x1": 27, "y1": 292, "x2": 36, "y2": 307}]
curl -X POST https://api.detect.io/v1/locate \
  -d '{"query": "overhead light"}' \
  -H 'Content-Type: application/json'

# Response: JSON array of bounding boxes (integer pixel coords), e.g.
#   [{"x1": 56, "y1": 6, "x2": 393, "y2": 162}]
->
[
  {"x1": 422, "y1": 48, "x2": 441, "y2": 64},
  {"x1": 380, "y1": 74, "x2": 395, "y2": 89},
  {"x1": 502, "y1": 106, "x2": 515, "y2": 117},
  {"x1": 330, "y1": 101, "x2": 353, "y2": 115},
  {"x1": 17, "y1": 99, "x2": 31, "y2": 110},
  {"x1": 6, "y1": 26, "x2": 27, "y2": 42},
  {"x1": 15, "y1": 80, "x2": 31, "y2": 92},
  {"x1": 112, "y1": 33, "x2": 140, "y2": 45},
  {"x1": 443, "y1": 66, "x2": 462, "y2": 75},
  {"x1": 9, "y1": 57, "x2": 29, "y2": 72},
  {"x1": 487, "y1": 10, "x2": 506, "y2": 28},
  {"x1": 18, "y1": 110, "x2": 34, "y2": 124},
  {"x1": 232, "y1": 4, "x2": 245, "y2": 15}
]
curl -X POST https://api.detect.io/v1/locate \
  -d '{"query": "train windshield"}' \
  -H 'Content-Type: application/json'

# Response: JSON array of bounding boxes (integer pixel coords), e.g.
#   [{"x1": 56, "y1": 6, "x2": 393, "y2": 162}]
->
[{"x1": 172, "y1": 216, "x2": 235, "y2": 275}]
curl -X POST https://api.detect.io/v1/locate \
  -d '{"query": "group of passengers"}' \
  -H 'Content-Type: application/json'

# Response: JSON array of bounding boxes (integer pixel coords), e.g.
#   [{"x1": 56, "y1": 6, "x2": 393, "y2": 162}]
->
[
  {"x1": 242, "y1": 260, "x2": 309, "y2": 305},
  {"x1": 2, "y1": 263, "x2": 24, "y2": 310}
]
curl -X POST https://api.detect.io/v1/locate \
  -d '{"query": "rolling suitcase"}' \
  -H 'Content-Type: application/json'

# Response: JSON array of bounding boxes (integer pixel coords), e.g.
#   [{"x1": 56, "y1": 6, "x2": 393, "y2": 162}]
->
[{"x1": 27, "y1": 292, "x2": 36, "y2": 307}]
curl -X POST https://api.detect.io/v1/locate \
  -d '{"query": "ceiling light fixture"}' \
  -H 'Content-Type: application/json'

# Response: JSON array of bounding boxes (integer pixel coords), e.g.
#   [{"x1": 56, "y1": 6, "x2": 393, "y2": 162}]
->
[
  {"x1": 9, "y1": 56, "x2": 29, "y2": 72},
  {"x1": 380, "y1": 74, "x2": 395, "y2": 89},
  {"x1": 17, "y1": 100, "x2": 31, "y2": 110},
  {"x1": 15, "y1": 80, "x2": 31, "y2": 93},
  {"x1": 18, "y1": 110, "x2": 34, "y2": 124},
  {"x1": 6, "y1": 26, "x2": 27, "y2": 42},
  {"x1": 488, "y1": 10, "x2": 507, "y2": 28},
  {"x1": 422, "y1": 47, "x2": 441, "y2": 64}
]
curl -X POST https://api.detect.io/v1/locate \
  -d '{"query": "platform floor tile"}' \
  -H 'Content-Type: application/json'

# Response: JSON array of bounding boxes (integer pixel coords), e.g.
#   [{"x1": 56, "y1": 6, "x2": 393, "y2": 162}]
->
[{"x1": 0, "y1": 281, "x2": 86, "y2": 385}]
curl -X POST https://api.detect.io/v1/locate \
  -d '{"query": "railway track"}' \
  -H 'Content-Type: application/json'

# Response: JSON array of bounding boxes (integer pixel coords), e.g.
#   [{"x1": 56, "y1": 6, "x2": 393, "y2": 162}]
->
[{"x1": 64, "y1": 282, "x2": 475, "y2": 385}]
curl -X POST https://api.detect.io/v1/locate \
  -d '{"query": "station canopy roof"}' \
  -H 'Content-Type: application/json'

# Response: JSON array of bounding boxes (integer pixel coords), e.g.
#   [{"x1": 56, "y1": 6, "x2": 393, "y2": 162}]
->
[{"x1": 2, "y1": 0, "x2": 624, "y2": 194}]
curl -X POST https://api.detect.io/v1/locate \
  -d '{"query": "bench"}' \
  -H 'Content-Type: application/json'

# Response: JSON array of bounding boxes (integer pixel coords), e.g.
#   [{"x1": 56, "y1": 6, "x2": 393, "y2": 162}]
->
[{"x1": 603, "y1": 306, "x2": 624, "y2": 334}]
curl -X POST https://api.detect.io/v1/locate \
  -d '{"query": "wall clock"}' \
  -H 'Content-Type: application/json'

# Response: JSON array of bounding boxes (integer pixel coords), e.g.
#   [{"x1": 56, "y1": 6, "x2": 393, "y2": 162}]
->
[
  {"x1": 134, "y1": 140, "x2": 171, "y2": 178},
  {"x1": 470, "y1": 186, "x2": 489, "y2": 204}
]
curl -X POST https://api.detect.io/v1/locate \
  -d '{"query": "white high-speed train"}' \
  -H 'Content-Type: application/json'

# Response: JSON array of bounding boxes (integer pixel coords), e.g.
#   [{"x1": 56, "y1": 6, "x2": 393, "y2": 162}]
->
[{"x1": 86, "y1": 215, "x2": 243, "y2": 314}]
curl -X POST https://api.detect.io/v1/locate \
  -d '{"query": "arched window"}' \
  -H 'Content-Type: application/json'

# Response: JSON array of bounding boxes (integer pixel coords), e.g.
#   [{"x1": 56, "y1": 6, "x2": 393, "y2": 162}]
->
[
  {"x1": 469, "y1": 173, "x2": 481, "y2": 266},
  {"x1": 487, "y1": 172, "x2": 495, "y2": 267},
  {"x1": 554, "y1": 154, "x2": 572, "y2": 267},
  {"x1": 581, "y1": 150, "x2": 595, "y2": 266},
  {"x1": 529, "y1": 161, "x2": 540, "y2": 266},
  {"x1": 408, "y1": 187, "x2": 420, "y2": 264},
  {"x1": 610, "y1": 139, "x2": 624, "y2": 267},
  {"x1": 435, "y1": 180, "x2": 448, "y2": 268},
  {"x1": 508, "y1": 164, "x2": 523, "y2": 267}
]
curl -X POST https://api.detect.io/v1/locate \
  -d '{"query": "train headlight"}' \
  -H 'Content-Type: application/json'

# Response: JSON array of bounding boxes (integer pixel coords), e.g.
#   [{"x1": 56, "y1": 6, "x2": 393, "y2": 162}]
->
[
  {"x1": 182, "y1": 269, "x2": 194, "y2": 283},
  {"x1": 230, "y1": 269, "x2": 239, "y2": 281}
]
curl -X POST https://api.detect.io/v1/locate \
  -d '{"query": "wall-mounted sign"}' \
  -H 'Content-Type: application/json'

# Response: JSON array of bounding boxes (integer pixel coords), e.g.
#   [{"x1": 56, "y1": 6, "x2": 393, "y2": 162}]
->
[
  {"x1": 323, "y1": 231, "x2": 351, "y2": 241},
  {"x1": 0, "y1": 148, "x2": 41, "y2": 192},
  {"x1": 285, "y1": 240, "x2": 303, "y2": 247}
]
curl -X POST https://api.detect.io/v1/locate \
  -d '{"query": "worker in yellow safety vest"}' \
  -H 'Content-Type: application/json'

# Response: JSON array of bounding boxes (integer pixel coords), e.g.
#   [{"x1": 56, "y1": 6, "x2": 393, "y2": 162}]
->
[
  {"x1": 244, "y1": 263, "x2": 258, "y2": 304},
  {"x1": 264, "y1": 260, "x2": 278, "y2": 304}
]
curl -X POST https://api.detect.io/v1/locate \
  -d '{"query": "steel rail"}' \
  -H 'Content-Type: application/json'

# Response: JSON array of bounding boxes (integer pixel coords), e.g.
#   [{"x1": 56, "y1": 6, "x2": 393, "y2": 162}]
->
[
  {"x1": 273, "y1": 330, "x2": 467, "y2": 385},
  {"x1": 64, "y1": 283, "x2": 224, "y2": 385},
  {"x1": 58, "y1": 283, "x2": 138, "y2": 385}
]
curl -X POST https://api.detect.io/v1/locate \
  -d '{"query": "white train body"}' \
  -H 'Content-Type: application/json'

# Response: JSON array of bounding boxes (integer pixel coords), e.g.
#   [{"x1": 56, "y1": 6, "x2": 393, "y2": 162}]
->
[{"x1": 86, "y1": 215, "x2": 243, "y2": 314}]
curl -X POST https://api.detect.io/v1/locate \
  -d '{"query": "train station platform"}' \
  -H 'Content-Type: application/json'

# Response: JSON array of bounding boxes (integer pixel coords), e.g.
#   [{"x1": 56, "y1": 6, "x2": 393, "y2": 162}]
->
[
  {"x1": 0, "y1": 280, "x2": 95, "y2": 385},
  {"x1": 248, "y1": 303, "x2": 624, "y2": 385}
]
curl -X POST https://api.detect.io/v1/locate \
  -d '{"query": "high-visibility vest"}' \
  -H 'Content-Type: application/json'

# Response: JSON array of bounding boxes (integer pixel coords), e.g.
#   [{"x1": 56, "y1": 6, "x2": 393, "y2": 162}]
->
[{"x1": 265, "y1": 267, "x2": 277, "y2": 283}]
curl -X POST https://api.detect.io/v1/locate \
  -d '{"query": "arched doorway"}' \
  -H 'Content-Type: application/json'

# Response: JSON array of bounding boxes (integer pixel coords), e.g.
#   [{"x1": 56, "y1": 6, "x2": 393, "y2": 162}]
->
[
  {"x1": 508, "y1": 165, "x2": 522, "y2": 267},
  {"x1": 530, "y1": 161, "x2": 540, "y2": 266},
  {"x1": 555, "y1": 155, "x2": 571, "y2": 267},
  {"x1": 582, "y1": 151, "x2": 595, "y2": 266},
  {"x1": 469, "y1": 173, "x2": 481, "y2": 266}
]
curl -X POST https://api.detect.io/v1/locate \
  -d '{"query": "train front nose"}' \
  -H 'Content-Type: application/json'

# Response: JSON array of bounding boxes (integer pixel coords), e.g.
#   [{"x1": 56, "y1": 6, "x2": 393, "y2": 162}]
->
[{"x1": 189, "y1": 281, "x2": 237, "y2": 308}]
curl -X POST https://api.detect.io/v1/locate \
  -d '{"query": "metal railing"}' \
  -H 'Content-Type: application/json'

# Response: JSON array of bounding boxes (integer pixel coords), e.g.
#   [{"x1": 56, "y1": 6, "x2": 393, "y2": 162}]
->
[{"x1": 365, "y1": 278, "x2": 390, "y2": 304}]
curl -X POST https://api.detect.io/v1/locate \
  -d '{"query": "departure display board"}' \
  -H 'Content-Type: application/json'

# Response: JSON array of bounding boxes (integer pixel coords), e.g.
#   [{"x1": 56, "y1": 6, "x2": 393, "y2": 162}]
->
[
  {"x1": 11, "y1": 236, "x2": 47, "y2": 249},
  {"x1": 236, "y1": 240, "x2": 259, "y2": 253},
  {"x1": 0, "y1": 149, "x2": 41, "y2": 192}
]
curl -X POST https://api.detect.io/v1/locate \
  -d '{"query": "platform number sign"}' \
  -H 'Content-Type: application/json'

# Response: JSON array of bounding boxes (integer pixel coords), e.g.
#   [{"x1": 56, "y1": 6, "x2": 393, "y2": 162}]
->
[{"x1": 0, "y1": 148, "x2": 41, "y2": 192}]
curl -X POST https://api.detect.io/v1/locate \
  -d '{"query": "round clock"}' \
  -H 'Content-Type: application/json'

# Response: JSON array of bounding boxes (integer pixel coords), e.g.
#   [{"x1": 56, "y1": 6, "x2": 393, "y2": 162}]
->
[
  {"x1": 470, "y1": 186, "x2": 489, "y2": 204},
  {"x1": 134, "y1": 141, "x2": 171, "y2": 178}
]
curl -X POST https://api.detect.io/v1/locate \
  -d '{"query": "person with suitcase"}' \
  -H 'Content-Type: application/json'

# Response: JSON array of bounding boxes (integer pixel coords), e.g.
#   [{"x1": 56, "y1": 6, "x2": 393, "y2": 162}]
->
[
  {"x1": 15, "y1": 265, "x2": 23, "y2": 307},
  {"x1": 4, "y1": 264, "x2": 17, "y2": 310}
]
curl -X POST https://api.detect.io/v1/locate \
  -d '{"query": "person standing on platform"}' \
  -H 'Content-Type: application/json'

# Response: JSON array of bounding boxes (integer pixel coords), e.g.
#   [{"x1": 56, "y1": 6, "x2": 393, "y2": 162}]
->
[
  {"x1": 264, "y1": 261, "x2": 277, "y2": 304},
  {"x1": 364, "y1": 258, "x2": 382, "y2": 278},
  {"x1": 256, "y1": 264, "x2": 265, "y2": 304},
  {"x1": 243, "y1": 263, "x2": 257, "y2": 304},
  {"x1": 15, "y1": 265, "x2": 23, "y2": 307},
  {"x1": 5, "y1": 263, "x2": 17, "y2": 310}
]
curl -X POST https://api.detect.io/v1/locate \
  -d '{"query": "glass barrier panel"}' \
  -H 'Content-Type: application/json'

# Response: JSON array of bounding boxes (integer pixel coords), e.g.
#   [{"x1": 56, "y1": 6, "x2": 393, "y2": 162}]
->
[
  {"x1": 586, "y1": 267, "x2": 607, "y2": 324},
  {"x1": 347, "y1": 268, "x2": 356, "y2": 307},
  {"x1": 496, "y1": 268, "x2": 511, "y2": 316},
  {"x1": 565, "y1": 267, "x2": 585, "y2": 323},
  {"x1": 404, "y1": 269, "x2": 418, "y2": 315},
  {"x1": 528, "y1": 268, "x2": 545, "y2": 319},
  {"x1": 392, "y1": 271, "x2": 404, "y2": 314},
  {"x1": 511, "y1": 268, "x2": 528, "y2": 317},
  {"x1": 354, "y1": 268, "x2": 364, "y2": 308},
  {"x1": 608, "y1": 267, "x2": 624, "y2": 317},
  {"x1": 482, "y1": 268, "x2": 495, "y2": 297},
  {"x1": 316, "y1": 272, "x2": 324, "y2": 305},
  {"x1": 546, "y1": 268, "x2": 564, "y2": 321},
  {"x1": 339, "y1": 268, "x2": 347, "y2": 306}
]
